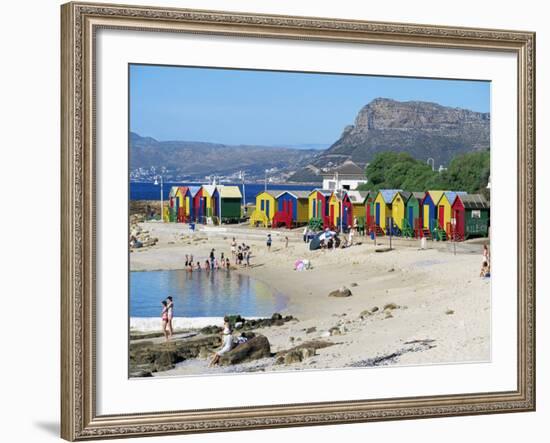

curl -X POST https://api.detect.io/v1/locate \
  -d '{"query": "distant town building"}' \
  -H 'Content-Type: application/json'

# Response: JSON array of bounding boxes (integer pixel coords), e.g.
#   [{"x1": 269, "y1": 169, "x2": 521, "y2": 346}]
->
[{"x1": 321, "y1": 160, "x2": 367, "y2": 191}]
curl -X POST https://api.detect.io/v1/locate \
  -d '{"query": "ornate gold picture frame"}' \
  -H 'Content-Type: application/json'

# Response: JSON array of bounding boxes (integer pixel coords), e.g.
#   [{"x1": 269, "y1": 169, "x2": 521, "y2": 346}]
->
[{"x1": 61, "y1": 2, "x2": 535, "y2": 440}]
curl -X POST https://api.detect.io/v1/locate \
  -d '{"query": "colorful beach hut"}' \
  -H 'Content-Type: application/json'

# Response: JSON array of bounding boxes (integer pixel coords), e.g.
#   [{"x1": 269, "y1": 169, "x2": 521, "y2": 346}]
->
[
  {"x1": 328, "y1": 193, "x2": 340, "y2": 229},
  {"x1": 170, "y1": 186, "x2": 191, "y2": 222},
  {"x1": 327, "y1": 191, "x2": 353, "y2": 231},
  {"x1": 250, "y1": 190, "x2": 279, "y2": 227},
  {"x1": 217, "y1": 185, "x2": 242, "y2": 223},
  {"x1": 406, "y1": 192, "x2": 424, "y2": 237},
  {"x1": 167, "y1": 186, "x2": 179, "y2": 222},
  {"x1": 272, "y1": 190, "x2": 310, "y2": 228},
  {"x1": 391, "y1": 191, "x2": 411, "y2": 233},
  {"x1": 451, "y1": 194, "x2": 490, "y2": 240},
  {"x1": 200, "y1": 185, "x2": 219, "y2": 220},
  {"x1": 308, "y1": 190, "x2": 331, "y2": 228},
  {"x1": 364, "y1": 192, "x2": 376, "y2": 228},
  {"x1": 373, "y1": 189, "x2": 401, "y2": 231},
  {"x1": 422, "y1": 190, "x2": 446, "y2": 232},
  {"x1": 346, "y1": 190, "x2": 368, "y2": 232},
  {"x1": 438, "y1": 191, "x2": 467, "y2": 234},
  {"x1": 190, "y1": 186, "x2": 204, "y2": 222}
]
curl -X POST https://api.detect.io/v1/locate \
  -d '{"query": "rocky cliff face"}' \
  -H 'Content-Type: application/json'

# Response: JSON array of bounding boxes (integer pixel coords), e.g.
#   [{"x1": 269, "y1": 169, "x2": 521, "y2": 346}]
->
[{"x1": 312, "y1": 98, "x2": 490, "y2": 169}]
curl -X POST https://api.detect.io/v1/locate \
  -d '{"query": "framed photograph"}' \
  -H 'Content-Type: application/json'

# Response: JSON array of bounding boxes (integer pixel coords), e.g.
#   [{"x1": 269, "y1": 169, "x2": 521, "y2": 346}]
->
[{"x1": 61, "y1": 1, "x2": 536, "y2": 440}]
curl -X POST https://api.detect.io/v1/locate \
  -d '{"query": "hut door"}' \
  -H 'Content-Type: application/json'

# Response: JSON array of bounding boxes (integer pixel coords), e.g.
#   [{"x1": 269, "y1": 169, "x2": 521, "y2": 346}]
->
[
  {"x1": 438, "y1": 205, "x2": 445, "y2": 228},
  {"x1": 375, "y1": 202, "x2": 380, "y2": 226},
  {"x1": 312, "y1": 200, "x2": 316, "y2": 218},
  {"x1": 456, "y1": 209, "x2": 464, "y2": 238},
  {"x1": 266, "y1": 200, "x2": 270, "y2": 217},
  {"x1": 288, "y1": 200, "x2": 293, "y2": 217},
  {"x1": 330, "y1": 204, "x2": 334, "y2": 225},
  {"x1": 408, "y1": 206, "x2": 413, "y2": 226}
]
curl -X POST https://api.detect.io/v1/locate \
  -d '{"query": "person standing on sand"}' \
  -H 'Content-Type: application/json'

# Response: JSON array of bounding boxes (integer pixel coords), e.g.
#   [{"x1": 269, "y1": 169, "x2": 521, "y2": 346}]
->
[
  {"x1": 303, "y1": 226, "x2": 308, "y2": 243},
  {"x1": 231, "y1": 238, "x2": 237, "y2": 258},
  {"x1": 161, "y1": 300, "x2": 170, "y2": 342},
  {"x1": 267, "y1": 233, "x2": 272, "y2": 251},
  {"x1": 166, "y1": 296, "x2": 174, "y2": 338}
]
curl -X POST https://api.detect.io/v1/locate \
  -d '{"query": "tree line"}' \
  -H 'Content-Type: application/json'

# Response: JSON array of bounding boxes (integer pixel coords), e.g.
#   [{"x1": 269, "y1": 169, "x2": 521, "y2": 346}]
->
[{"x1": 357, "y1": 150, "x2": 490, "y2": 199}]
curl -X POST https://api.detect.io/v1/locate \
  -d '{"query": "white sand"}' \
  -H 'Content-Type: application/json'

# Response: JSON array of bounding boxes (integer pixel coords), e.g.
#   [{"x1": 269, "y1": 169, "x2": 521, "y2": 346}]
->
[{"x1": 131, "y1": 221, "x2": 491, "y2": 375}]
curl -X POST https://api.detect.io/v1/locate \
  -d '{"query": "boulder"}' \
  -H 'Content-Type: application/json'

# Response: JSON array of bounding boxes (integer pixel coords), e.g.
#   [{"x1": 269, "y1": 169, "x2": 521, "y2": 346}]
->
[
  {"x1": 305, "y1": 326, "x2": 317, "y2": 334},
  {"x1": 284, "y1": 350, "x2": 303, "y2": 364},
  {"x1": 129, "y1": 334, "x2": 221, "y2": 373},
  {"x1": 275, "y1": 340, "x2": 334, "y2": 365},
  {"x1": 328, "y1": 287, "x2": 352, "y2": 298},
  {"x1": 359, "y1": 310, "x2": 372, "y2": 319},
  {"x1": 219, "y1": 335, "x2": 271, "y2": 366},
  {"x1": 199, "y1": 325, "x2": 222, "y2": 335},
  {"x1": 383, "y1": 303, "x2": 399, "y2": 311}
]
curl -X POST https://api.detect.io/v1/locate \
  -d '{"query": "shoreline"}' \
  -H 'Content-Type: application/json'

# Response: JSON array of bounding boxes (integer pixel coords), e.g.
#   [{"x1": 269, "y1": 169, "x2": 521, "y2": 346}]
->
[{"x1": 129, "y1": 221, "x2": 491, "y2": 375}]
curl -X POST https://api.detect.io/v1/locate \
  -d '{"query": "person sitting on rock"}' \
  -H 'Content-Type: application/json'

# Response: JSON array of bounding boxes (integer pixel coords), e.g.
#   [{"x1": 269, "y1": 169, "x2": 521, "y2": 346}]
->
[{"x1": 209, "y1": 324, "x2": 234, "y2": 367}]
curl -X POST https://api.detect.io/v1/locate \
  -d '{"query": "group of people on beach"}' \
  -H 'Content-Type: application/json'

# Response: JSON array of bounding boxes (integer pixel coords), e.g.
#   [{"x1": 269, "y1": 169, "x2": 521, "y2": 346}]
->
[
  {"x1": 480, "y1": 244, "x2": 491, "y2": 278},
  {"x1": 184, "y1": 251, "x2": 232, "y2": 272},
  {"x1": 230, "y1": 237, "x2": 253, "y2": 266},
  {"x1": 160, "y1": 296, "x2": 174, "y2": 341}
]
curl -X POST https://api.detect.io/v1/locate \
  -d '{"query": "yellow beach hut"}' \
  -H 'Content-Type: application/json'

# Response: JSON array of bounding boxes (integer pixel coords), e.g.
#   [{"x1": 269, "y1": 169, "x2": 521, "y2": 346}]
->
[
  {"x1": 373, "y1": 189, "x2": 401, "y2": 231},
  {"x1": 391, "y1": 191, "x2": 411, "y2": 232},
  {"x1": 328, "y1": 192, "x2": 340, "y2": 229},
  {"x1": 201, "y1": 185, "x2": 219, "y2": 219},
  {"x1": 249, "y1": 190, "x2": 278, "y2": 227}
]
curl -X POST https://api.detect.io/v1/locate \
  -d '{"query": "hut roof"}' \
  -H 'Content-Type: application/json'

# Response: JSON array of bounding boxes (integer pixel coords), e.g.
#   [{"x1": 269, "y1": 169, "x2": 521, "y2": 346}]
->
[
  {"x1": 188, "y1": 186, "x2": 201, "y2": 197},
  {"x1": 309, "y1": 189, "x2": 333, "y2": 197},
  {"x1": 426, "y1": 190, "x2": 446, "y2": 204},
  {"x1": 219, "y1": 186, "x2": 242, "y2": 198},
  {"x1": 256, "y1": 189, "x2": 280, "y2": 198},
  {"x1": 379, "y1": 189, "x2": 402, "y2": 204},
  {"x1": 458, "y1": 194, "x2": 490, "y2": 209},
  {"x1": 278, "y1": 190, "x2": 310, "y2": 199},
  {"x1": 411, "y1": 192, "x2": 425, "y2": 201},
  {"x1": 444, "y1": 191, "x2": 467, "y2": 205},
  {"x1": 393, "y1": 191, "x2": 412, "y2": 203},
  {"x1": 346, "y1": 190, "x2": 369, "y2": 204},
  {"x1": 201, "y1": 185, "x2": 217, "y2": 196}
]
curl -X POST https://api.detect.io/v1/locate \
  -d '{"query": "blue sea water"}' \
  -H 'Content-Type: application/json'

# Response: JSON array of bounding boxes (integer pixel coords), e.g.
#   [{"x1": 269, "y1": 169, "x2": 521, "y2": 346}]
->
[
  {"x1": 130, "y1": 182, "x2": 316, "y2": 205},
  {"x1": 130, "y1": 269, "x2": 287, "y2": 318}
]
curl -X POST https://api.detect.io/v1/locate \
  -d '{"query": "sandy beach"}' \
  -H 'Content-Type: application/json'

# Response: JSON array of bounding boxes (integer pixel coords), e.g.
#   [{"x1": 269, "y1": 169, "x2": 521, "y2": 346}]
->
[{"x1": 130, "y1": 221, "x2": 491, "y2": 376}]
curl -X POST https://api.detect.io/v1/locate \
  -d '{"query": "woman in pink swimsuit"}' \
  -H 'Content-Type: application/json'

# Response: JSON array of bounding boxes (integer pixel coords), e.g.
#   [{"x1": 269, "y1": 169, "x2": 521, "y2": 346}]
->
[{"x1": 161, "y1": 300, "x2": 169, "y2": 341}]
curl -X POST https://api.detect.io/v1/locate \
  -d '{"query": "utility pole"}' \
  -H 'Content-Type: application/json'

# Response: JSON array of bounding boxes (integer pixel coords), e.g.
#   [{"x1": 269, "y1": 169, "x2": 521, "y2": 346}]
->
[
  {"x1": 154, "y1": 174, "x2": 164, "y2": 222},
  {"x1": 241, "y1": 171, "x2": 247, "y2": 216}
]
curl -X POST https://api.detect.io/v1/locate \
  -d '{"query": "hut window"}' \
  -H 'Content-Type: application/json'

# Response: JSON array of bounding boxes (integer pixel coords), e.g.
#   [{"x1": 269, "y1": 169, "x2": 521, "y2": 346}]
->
[{"x1": 471, "y1": 210, "x2": 481, "y2": 218}]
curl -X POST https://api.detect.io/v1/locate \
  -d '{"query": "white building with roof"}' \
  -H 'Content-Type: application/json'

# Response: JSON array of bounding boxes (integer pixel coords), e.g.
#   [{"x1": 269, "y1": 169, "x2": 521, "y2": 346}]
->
[{"x1": 321, "y1": 160, "x2": 368, "y2": 191}]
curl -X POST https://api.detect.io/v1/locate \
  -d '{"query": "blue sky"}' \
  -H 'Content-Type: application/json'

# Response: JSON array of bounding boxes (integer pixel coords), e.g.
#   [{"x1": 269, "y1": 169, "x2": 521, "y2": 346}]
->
[{"x1": 130, "y1": 64, "x2": 490, "y2": 148}]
